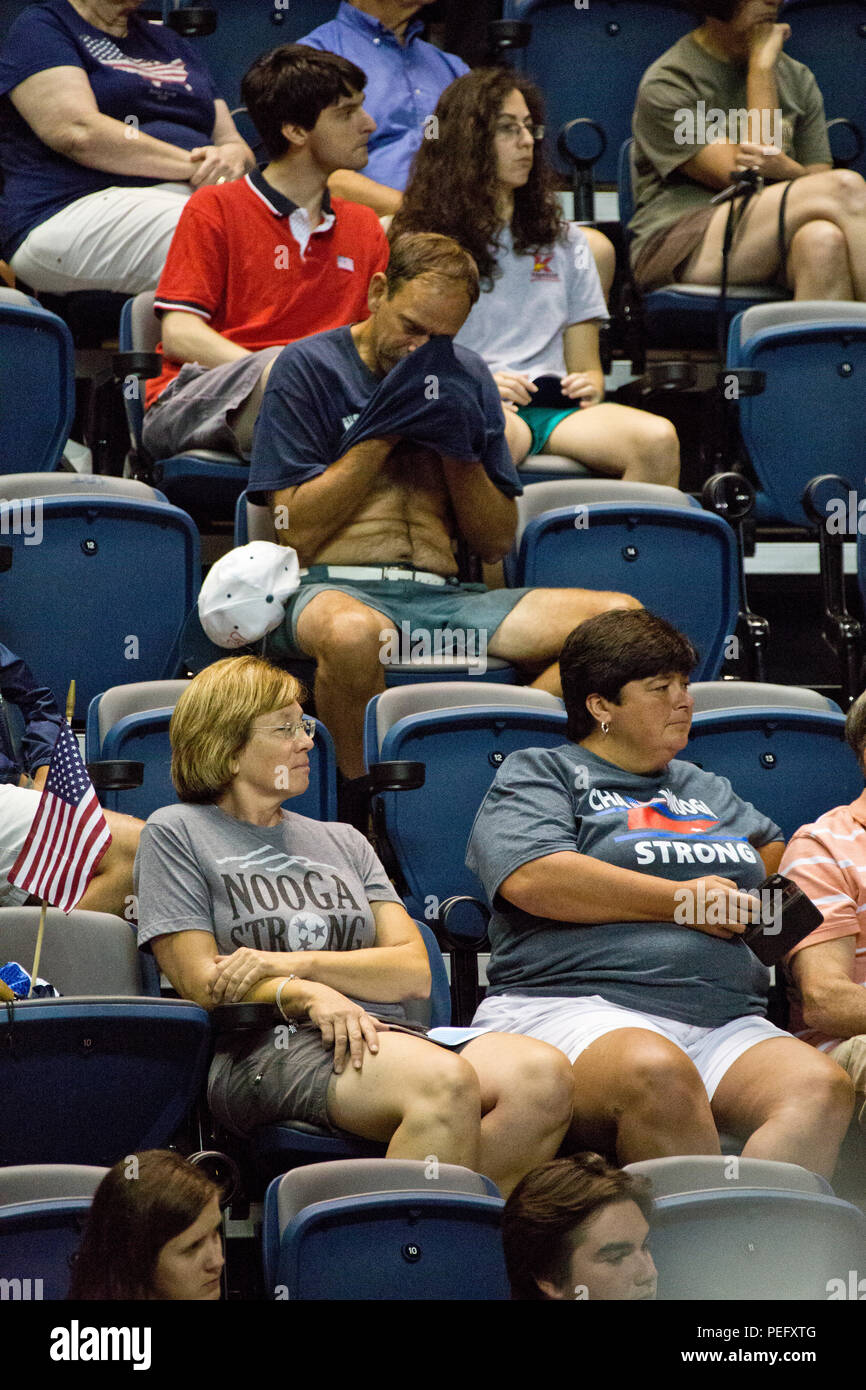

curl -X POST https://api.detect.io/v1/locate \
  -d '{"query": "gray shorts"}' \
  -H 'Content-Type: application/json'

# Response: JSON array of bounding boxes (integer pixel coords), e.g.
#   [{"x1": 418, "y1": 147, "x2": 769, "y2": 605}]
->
[
  {"x1": 207, "y1": 1023, "x2": 344, "y2": 1137},
  {"x1": 206, "y1": 1015, "x2": 441, "y2": 1137},
  {"x1": 265, "y1": 574, "x2": 530, "y2": 664},
  {"x1": 141, "y1": 347, "x2": 283, "y2": 461}
]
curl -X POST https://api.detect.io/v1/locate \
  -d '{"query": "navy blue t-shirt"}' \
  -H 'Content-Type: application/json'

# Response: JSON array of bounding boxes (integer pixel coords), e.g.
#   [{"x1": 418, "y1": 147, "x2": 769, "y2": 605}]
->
[
  {"x1": 248, "y1": 326, "x2": 521, "y2": 504},
  {"x1": 0, "y1": 0, "x2": 220, "y2": 259}
]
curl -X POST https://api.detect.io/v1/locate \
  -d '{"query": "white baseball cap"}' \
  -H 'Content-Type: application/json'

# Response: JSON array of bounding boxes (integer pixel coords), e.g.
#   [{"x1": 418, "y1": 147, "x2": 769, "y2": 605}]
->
[{"x1": 198, "y1": 542, "x2": 301, "y2": 648}]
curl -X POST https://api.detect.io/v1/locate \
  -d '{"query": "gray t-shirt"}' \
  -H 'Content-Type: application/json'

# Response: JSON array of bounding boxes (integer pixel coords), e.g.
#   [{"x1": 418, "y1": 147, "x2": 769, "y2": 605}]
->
[
  {"x1": 454, "y1": 224, "x2": 609, "y2": 380},
  {"x1": 466, "y1": 744, "x2": 784, "y2": 1027},
  {"x1": 136, "y1": 801, "x2": 407, "y2": 1018},
  {"x1": 630, "y1": 32, "x2": 831, "y2": 269}
]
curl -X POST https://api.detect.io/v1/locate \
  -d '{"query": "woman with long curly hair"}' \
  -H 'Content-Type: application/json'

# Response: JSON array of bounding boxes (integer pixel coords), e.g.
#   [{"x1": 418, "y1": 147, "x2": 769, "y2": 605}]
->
[{"x1": 393, "y1": 69, "x2": 680, "y2": 485}]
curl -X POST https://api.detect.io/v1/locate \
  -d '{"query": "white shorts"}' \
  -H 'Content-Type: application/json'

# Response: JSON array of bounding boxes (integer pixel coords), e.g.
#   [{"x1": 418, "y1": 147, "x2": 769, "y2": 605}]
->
[
  {"x1": 0, "y1": 784, "x2": 42, "y2": 907},
  {"x1": 10, "y1": 182, "x2": 192, "y2": 295},
  {"x1": 472, "y1": 993, "x2": 791, "y2": 1100}
]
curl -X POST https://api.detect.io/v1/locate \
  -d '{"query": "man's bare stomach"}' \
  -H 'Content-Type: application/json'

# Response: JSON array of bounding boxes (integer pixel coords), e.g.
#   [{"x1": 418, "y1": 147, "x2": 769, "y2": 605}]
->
[{"x1": 301, "y1": 454, "x2": 459, "y2": 576}]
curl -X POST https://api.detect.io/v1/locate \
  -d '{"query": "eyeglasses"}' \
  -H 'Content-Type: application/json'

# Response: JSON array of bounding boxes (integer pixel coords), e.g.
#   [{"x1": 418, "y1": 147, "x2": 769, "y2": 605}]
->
[
  {"x1": 495, "y1": 119, "x2": 545, "y2": 142},
  {"x1": 252, "y1": 716, "x2": 317, "y2": 741}
]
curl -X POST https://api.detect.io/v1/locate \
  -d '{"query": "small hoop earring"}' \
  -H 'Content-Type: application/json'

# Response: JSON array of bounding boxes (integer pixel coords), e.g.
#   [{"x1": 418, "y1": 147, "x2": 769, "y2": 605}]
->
[{"x1": 601, "y1": 721, "x2": 610, "y2": 736}]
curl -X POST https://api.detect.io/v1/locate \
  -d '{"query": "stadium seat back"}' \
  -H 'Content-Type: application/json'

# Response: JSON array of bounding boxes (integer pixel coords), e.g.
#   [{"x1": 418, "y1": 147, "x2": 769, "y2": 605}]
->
[
  {"x1": 505, "y1": 0, "x2": 693, "y2": 183},
  {"x1": 86, "y1": 682, "x2": 339, "y2": 821},
  {"x1": 122, "y1": 293, "x2": 249, "y2": 519},
  {"x1": 0, "y1": 288, "x2": 74, "y2": 472},
  {"x1": 784, "y1": 0, "x2": 866, "y2": 178},
  {"x1": 505, "y1": 483, "x2": 739, "y2": 681},
  {"x1": 264, "y1": 1158, "x2": 507, "y2": 1300},
  {"x1": 729, "y1": 302, "x2": 866, "y2": 524},
  {"x1": 681, "y1": 706, "x2": 862, "y2": 841},
  {"x1": 651, "y1": 1188, "x2": 866, "y2": 1299},
  {"x1": 365, "y1": 685, "x2": 568, "y2": 922},
  {"x1": 0, "y1": 492, "x2": 199, "y2": 712},
  {"x1": 0, "y1": 1164, "x2": 107, "y2": 1301},
  {"x1": 625, "y1": 1154, "x2": 832, "y2": 1198},
  {"x1": 0, "y1": 908, "x2": 210, "y2": 1166}
]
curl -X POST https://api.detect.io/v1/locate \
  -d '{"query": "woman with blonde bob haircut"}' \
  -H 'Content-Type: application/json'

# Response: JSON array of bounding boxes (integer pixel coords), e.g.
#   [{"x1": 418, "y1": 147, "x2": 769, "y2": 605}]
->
[{"x1": 135, "y1": 656, "x2": 573, "y2": 1195}]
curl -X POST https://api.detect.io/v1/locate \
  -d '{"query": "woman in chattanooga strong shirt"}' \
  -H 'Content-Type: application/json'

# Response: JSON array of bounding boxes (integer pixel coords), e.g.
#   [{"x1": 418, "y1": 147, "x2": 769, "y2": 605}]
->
[
  {"x1": 135, "y1": 655, "x2": 573, "y2": 1196},
  {"x1": 467, "y1": 609, "x2": 854, "y2": 1177}
]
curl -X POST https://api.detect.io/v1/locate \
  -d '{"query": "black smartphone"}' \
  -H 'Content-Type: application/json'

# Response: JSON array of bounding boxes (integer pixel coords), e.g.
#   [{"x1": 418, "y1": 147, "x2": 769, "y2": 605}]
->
[
  {"x1": 529, "y1": 374, "x2": 574, "y2": 409},
  {"x1": 741, "y1": 873, "x2": 823, "y2": 966}
]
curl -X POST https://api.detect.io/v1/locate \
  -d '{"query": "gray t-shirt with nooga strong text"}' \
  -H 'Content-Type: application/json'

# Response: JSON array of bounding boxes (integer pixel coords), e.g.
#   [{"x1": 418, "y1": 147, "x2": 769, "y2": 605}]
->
[
  {"x1": 135, "y1": 801, "x2": 407, "y2": 1019},
  {"x1": 466, "y1": 744, "x2": 783, "y2": 1028}
]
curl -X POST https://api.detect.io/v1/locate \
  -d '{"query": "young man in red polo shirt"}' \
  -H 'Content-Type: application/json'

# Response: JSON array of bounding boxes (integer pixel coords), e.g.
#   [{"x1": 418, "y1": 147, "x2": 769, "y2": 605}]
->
[{"x1": 142, "y1": 45, "x2": 388, "y2": 462}]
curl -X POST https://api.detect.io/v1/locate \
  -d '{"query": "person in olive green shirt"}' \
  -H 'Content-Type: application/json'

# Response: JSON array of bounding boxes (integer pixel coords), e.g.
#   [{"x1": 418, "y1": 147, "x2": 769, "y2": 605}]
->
[{"x1": 630, "y1": 0, "x2": 866, "y2": 298}]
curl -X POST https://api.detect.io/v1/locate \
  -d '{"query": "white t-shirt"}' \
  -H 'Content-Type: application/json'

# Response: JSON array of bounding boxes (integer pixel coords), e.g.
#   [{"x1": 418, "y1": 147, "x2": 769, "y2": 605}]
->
[{"x1": 454, "y1": 223, "x2": 609, "y2": 381}]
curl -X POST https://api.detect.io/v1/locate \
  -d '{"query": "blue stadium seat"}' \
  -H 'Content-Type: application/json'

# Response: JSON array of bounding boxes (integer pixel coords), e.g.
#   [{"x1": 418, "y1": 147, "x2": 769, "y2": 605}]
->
[
  {"x1": 0, "y1": 287, "x2": 74, "y2": 472},
  {"x1": 120, "y1": 292, "x2": 250, "y2": 521},
  {"x1": 0, "y1": 474, "x2": 199, "y2": 714},
  {"x1": 364, "y1": 682, "x2": 566, "y2": 923},
  {"x1": 0, "y1": 907, "x2": 210, "y2": 1166},
  {"x1": 223, "y1": 920, "x2": 453, "y2": 1182},
  {"x1": 726, "y1": 301, "x2": 866, "y2": 524},
  {"x1": 263, "y1": 1158, "x2": 508, "y2": 1301},
  {"x1": 0, "y1": 1165, "x2": 106, "y2": 1302},
  {"x1": 625, "y1": 1154, "x2": 833, "y2": 1197},
  {"x1": 504, "y1": 0, "x2": 693, "y2": 184},
  {"x1": 86, "y1": 680, "x2": 339, "y2": 821},
  {"x1": 784, "y1": 0, "x2": 866, "y2": 179},
  {"x1": 618, "y1": 139, "x2": 788, "y2": 359},
  {"x1": 649, "y1": 1187, "x2": 866, "y2": 1299},
  {"x1": 503, "y1": 479, "x2": 740, "y2": 680},
  {"x1": 681, "y1": 695, "x2": 861, "y2": 841}
]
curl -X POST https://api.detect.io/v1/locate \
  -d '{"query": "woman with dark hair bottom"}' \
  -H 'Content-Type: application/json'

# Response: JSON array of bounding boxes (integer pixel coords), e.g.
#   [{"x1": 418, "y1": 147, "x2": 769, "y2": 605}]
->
[
  {"x1": 393, "y1": 68, "x2": 680, "y2": 484},
  {"x1": 68, "y1": 1151, "x2": 224, "y2": 1300},
  {"x1": 466, "y1": 609, "x2": 854, "y2": 1178}
]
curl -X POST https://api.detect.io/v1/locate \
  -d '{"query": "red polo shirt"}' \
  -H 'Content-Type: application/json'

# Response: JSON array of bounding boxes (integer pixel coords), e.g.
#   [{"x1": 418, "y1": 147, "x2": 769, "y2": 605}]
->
[{"x1": 146, "y1": 167, "x2": 388, "y2": 407}]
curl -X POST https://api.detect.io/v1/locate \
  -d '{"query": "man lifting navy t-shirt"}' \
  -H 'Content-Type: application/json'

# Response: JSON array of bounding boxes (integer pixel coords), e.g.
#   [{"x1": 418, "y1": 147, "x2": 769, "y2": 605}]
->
[{"x1": 245, "y1": 233, "x2": 639, "y2": 782}]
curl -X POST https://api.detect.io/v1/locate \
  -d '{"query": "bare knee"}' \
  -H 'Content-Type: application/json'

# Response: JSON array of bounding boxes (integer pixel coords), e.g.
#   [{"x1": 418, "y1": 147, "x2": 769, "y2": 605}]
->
[
  {"x1": 789, "y1": 219, "x2": 848, "y2": 266},
  {"x1": 614, "y1": 1044, "x2": 706, "y2": 1119},
  {"x1": 307, "y1": 606, "x2": 387, "y2": 680},
  {"x1": 503, "y1": 1044, "x2": 574, "y2": 1128},
  {"x1": 780, "y1": 1059, "x2": 856, "y2": 1126},
  {"x1": 628, "y1": 414, "x2": 680, "y2": 485},
  {"x1": 826, "y1": 168, "x2": 866, "y2": 214},
  {"x1": 102, "y1": 812, "x2": 143, "y2": 868},
  {"x1": 407, "y1": 1053, "x2": 481, "y2": 1127}
]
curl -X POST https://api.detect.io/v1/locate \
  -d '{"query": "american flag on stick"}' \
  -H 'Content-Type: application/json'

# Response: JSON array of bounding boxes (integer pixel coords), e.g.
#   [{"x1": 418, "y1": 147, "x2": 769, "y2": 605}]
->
[{"x1": 7, "y1": 721, "x2": 111, "y2": 913}]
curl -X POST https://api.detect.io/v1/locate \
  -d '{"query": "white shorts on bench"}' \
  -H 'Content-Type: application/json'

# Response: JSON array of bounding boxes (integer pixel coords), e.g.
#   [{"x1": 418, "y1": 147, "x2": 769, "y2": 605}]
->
[
  {"x1": 0, "y1": 783, "x2": 42, "y2": 907},
  {"x1": 10, "y1": 182, "x2": 192, "y2": 295},
  {"x1": 471, "y1": 992, "x2": 790, "y2": 1100}
]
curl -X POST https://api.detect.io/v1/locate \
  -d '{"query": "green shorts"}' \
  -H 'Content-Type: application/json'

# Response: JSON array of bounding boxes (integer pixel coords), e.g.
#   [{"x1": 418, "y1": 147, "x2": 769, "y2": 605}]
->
[
  {"x1": 517, "y1": 404, "x2": 575, "y2": 456},
  {"x1": 266, "y1": 573, "x2": 530, "y2": 664}
]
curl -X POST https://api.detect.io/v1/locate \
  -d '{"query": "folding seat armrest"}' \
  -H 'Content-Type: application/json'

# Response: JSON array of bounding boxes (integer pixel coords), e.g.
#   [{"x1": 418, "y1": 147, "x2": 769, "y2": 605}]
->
[
  {"x1": 437, "y1": 895, "x2": 490, "y2": 953},
  {"x1": 367, "y1": 760, "x2": 425, "y2": 793},
  {"x1": 716, "y1": 367, "x2": 765, "y2": 397},
  {"x1": 639, "y1": 361, "x2": 697, "y2": 394},
  {"x1": 87, "y1": 759, "x2": 144, "y2": 791},
  {"x1": 112, "y1": 350, "x2": 161, "y2": 381},
  {"x1": 487, "y1": 18, "x2": 531, "y2": 54},
  {"x1": 211, "y1": 1001, "x2": 279, "y2": 1032}
]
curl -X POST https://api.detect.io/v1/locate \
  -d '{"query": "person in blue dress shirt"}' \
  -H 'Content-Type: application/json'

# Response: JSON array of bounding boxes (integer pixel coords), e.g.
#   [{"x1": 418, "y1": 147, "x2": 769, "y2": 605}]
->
[{"x1": 298, "y1": 1, "x2": 468, "y2": 215}]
